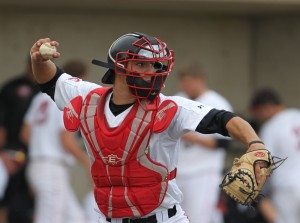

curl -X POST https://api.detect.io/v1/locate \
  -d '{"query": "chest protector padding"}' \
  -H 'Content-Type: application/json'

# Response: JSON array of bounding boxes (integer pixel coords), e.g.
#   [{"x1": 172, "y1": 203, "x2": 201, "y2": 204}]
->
[{"x1": 64, "y1": 87, "x2": 178, "y2": 218}]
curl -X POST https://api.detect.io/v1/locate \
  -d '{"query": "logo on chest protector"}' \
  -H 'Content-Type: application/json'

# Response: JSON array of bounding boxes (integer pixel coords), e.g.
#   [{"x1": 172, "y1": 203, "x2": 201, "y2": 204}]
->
[
  {"x1": 153, "y1": 100, "x2": 178, "y2": 133},
  {"x1": 156, "y1": 103, "x2": 175, "y2": 121},
  {"x1": 65, "y1": 107, "x2": 75, "y2": 123},
  {"x1": 103, "y1": 154, "x2": 122, "y2": 165}
]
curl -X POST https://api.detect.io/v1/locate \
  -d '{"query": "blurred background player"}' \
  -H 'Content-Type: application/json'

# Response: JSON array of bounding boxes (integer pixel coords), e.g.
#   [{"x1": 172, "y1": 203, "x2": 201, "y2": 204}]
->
[
  {"x1": 0, "y1": 56, "x2": 39, "y2": 223},
  {"x1": 176, "y1": 61, "x2": 232, "y2": 223},
  {"x1": 249, "y1": 88, "x2": 297, "y2": 223},
  {"x1": 20, "y1": 58, "x2": 91, "y2": 223}
]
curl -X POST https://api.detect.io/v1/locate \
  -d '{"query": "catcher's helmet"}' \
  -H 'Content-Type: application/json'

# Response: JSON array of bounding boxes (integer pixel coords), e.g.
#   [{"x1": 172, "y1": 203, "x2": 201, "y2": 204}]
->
[{"x1": 92, "y1": 32, "x2": 174, "y2": 101}]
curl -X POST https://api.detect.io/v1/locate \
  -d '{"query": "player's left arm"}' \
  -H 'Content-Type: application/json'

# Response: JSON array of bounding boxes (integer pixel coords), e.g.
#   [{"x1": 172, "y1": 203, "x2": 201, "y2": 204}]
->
[
  {"x1": 225, "y1": 116, "x2": 265, "y2": 151},
  {"x1": 196, "y1": 109, "x2": 266, "y2": 183},
  {"x1": 195, "y1": 109, "x2": 264, "y2": 150}
]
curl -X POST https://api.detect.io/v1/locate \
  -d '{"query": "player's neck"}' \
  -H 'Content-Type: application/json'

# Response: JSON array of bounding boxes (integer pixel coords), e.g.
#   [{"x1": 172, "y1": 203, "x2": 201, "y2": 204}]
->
[
  {"x1": 273, "y1": 105, "x2": 285, "y2": 116},
  {"x1": 199, "y1": 86, "x2": 208, "y2": 95},
  {"x1": 265, "y1": 105, "x2": 286, "y2": 122},
  {"x1": 112, "y1": 82, "x2": 136, "y2": 105}
]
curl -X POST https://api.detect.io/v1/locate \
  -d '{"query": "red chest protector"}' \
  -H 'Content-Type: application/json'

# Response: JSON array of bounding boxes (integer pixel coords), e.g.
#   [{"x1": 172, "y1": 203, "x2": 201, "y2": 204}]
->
[{"x1": 63, "y1": 87, "x2": 178, "y2": 218}]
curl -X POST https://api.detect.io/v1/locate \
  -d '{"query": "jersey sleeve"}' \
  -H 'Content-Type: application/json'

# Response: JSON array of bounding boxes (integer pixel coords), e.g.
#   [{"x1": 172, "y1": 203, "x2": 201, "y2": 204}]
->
[
  {"x1": 54, "y1": 73, "x2": 101, "y2": 110},
  {"x1": 167, "y1": 96, "x2": 213, "y2": 139}
]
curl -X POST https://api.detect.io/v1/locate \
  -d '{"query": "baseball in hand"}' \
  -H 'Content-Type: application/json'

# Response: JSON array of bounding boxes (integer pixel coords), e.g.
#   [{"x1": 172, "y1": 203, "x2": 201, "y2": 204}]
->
[{"x1": 39, "y1": 42, "x2": 57, "y2": 60}]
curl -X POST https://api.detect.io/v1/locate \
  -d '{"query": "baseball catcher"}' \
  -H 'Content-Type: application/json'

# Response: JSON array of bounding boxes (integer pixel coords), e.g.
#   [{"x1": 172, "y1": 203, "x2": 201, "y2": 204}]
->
[
  {"x1": 31, "y1": 32, "x2": 285, "y2": 222},
  {"x1": 220, "y1": 145, "x2": 286, "y2": 206}
]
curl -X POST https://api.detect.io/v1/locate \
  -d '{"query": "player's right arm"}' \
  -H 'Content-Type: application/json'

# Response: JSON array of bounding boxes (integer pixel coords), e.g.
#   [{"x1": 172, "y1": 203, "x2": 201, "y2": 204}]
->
[
  {"x1": 30, "y1": 38, "x2": 100, "y2": 111},
  {"x1": 30, "y1": 38, "x2": 60, "y2": 84}
]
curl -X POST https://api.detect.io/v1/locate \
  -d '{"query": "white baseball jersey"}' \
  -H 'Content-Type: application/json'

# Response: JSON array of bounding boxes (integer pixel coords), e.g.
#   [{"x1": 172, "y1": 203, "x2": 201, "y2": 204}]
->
[
  {"x1": 0, "y1": 159, "x2": 8, "y2": 199},
  {"x1": 54, "y1": 73, "x2": 214, "y2": 214},
  {"x1": 177, "y1": 90, "x2": 233, "y2": 175},
  {"x1": 24, "y1": 92, "x2": 73, "y2": 164},
  {"x1": 260, "y1": 109, "x2": 300, "y2": 189}
]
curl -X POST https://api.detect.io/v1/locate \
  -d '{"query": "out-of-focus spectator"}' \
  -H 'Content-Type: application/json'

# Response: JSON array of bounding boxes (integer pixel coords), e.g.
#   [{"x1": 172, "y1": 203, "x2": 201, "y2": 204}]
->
[
  {"x1": 0, "y1": 56, "x2": 39, "y2": 223},
  {"x1": 175, "y1": 61, "x2": 232, "y2": 223},
  {"x1": 249, "y1": 88, "x2": 298, "y2": 223}
]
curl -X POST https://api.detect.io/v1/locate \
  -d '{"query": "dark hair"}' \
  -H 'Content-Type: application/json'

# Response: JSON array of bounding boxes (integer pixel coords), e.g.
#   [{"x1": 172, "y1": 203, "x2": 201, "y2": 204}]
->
[
  {"x1": 250, "y1": 88, "x2": 282, "y2": 109},
  {"x1": 62, "y1": 59, "x2": 88, "y2": 79},
  {"x1": 177, "y1": 61, "x2": 205, "y2": 79}
]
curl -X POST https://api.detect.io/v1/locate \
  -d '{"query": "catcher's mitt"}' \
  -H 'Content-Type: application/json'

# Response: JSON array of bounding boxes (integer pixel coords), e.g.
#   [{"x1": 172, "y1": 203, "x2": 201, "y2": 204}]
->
[{"x1": 220, "y1": 149, "x2": 285, "y2": 205}]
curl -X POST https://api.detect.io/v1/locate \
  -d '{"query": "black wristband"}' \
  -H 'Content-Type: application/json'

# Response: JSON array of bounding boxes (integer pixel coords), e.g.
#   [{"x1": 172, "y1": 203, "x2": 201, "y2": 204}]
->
[
  {"x1": 38, "y1": 66, "x2": 63, "y2": 100},
  {"x1": 248, "y1": 140, "x2": 264, "y2": 147}
]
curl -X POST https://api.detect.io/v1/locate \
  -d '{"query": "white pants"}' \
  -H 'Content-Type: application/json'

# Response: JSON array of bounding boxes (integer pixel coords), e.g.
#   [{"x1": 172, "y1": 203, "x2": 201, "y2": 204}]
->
[
  {"x1": 27, "y1": 160, "x2": 86, "y2": 223},
  {"x1": 97, "y1": 204, "x2": 189, "y2": 223},
  {"x1": 176, "y1": 171, "x2": 223, "y2": 223},
  {"x1": 273, "y1": 188, "x2": 300, "y2": 223}
]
